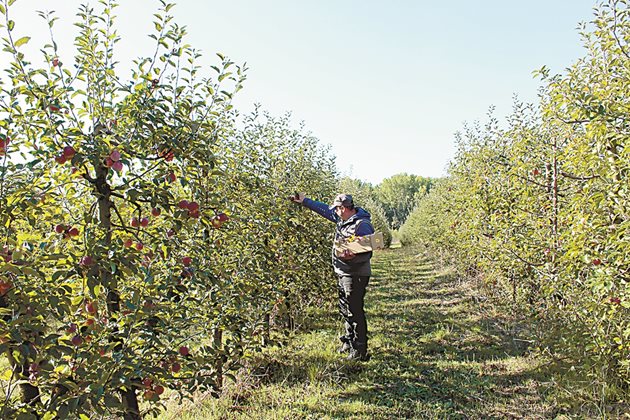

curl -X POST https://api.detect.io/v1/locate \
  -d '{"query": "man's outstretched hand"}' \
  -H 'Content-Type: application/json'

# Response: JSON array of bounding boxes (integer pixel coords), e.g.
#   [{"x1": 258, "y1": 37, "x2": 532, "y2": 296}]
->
[{"x1": 289, "y1": 192, "x2": 306, "y2": 204}]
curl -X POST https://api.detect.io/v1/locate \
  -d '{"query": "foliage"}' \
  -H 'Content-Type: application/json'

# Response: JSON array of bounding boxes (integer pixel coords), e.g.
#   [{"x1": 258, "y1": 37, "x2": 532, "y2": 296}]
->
[
  {"x1": 0, "y1": 1, "x2": 338, "y2": 418},
  {"x1": 203, "y1": 109, "x2": 338, "y2": 343},
  {"x1": 400, "y1": 0, "x2": 629, "y2": 407},
  {"x1": 373, "y1": 173, "x2": 434, "y2": 229}
]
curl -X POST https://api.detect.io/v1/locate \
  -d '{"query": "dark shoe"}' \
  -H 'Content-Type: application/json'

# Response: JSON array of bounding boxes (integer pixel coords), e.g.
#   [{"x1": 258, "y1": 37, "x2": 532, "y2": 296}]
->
[
  {"x1": 347, "y1": 349, "x2": 370, "y2": 361},
  {"x1": 338, "y1": 341, "x2": 351, "y2": 353}
]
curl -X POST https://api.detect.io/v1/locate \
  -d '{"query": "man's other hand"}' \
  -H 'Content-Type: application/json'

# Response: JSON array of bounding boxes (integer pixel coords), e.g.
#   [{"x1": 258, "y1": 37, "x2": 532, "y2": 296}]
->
[{"x1": 339, "y1": 249, "x2": 356, "y2": 260}]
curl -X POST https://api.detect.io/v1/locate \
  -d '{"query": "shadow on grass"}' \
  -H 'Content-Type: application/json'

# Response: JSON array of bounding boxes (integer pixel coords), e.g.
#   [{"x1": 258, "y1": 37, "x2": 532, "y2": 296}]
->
[
  {"x1": 205, "y1": 247, "x2": 557, "y2": 419},
  {"x1": 310, "y1": 247, "x2": 554, "y2": 419}
]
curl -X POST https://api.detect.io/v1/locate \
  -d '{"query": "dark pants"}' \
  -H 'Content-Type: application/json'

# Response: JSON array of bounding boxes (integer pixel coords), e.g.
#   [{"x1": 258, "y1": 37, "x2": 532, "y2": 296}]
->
[{"x1": 338, "y1": 275, "x2": 369, "y2": 352}]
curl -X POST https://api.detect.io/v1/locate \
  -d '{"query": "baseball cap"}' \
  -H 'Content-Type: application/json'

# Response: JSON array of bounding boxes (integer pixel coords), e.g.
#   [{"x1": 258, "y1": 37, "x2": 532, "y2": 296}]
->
[{"x1": 329, "y1": 194, "x2": 354, "y2": 210}]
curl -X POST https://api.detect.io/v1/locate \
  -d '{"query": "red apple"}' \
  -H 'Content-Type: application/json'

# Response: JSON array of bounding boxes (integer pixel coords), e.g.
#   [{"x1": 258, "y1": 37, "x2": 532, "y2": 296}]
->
[
  {"x1": 55, "y1": 224, "x2": 65, "y2": 234},
  {"x1": 105, "y1": 157, "x2": 114, "y2": 168},
  {"x1": 211, "y1": 218, "x2": 223, "y2": 229},
  {"x1": 178, "y1": 200, "x2": 189, "y2": 209},
  {"x1": 135, "y1": 242, "x2": 144, "y2": 251},
  {"x1": 0, "y1": 280, "x2": 13, "y2": 296},
  {"x1": 85, "y1": 301, "x2": 97, "y2": 315},
  {"x1": 187, "y1": 202, "x2": 199, "y2": 212},
  {"x1": 171, "y1": 362, "x2": 181, "y2": 373},
  {"x1": 110, "y1": 150, "x2": 121, "y2": 162},
  {"x1": 592, "y1": 258, "x2": 602, "y2": 266},
  {"x1": 532, "y1": 169, "x2": 540, "y2": 176},
  {"x1": 217, "y1": 213, "x2": 229, "y2": 222},
  {"x1": 52, "y1": 57, "x2": 59, "y2": 67},
  {"x1": 80, "y1": 256, "x2": 94, "y2": 267},
  {"x1": 63, "y1": 146, "x2": 76, "y2": 159},
  {"x1": 131, "y1": 217, "x2": 140, "y2": 228},
  {"x1": 160, "y1": 149, "x2": 175, "y2": 162},
  {"x1": 179, "y1": 346, "x2": 190, "y2": 356},
  {"x1": 68, "y1": 227, "x2": 79, "y2": 237},
  {"x1": 152, "y1": 208, "x2": 161, "y2": 217},
  {"x1": 166, "y1": 172, "x2": 176, "y2": 183},
  {"x1": 140, "y1": 217, "x2": 150, "y2": 227},
  {"x1": 123, "y1": 238, "x2": 133, "y2": 248},
  {"x1": 112, "y1": 161, "x2": 123, "y2": 172},
  {"x1": 189, "y1": 209, "x2": 200, "y2": 219},
  {"x1": 182, "y1": 256, "x2": 192, "y2": 266},
  {"x1": 153, "y1": 384, "x2": 165, "y2": 395},
  {"x1": 55, "y1": 154, "x2": 67, "y2": 164},
  {"x1": 71, "y1": 335, "x2": 83, "y2": 346},
  {"x1": 142, "y1": 377, "x2": 153, "y2": 388}
]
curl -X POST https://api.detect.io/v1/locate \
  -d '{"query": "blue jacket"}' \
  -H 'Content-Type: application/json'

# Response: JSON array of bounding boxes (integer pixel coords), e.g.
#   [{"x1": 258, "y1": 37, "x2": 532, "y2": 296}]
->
[{"x1": 302, "y1": 198, "x2": 374, "y2": 276}]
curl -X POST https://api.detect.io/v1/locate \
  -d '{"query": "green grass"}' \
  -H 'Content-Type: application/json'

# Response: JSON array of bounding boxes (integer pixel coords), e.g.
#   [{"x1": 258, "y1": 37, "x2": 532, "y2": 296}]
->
[{"x1": 157, "y1": 246, "x2": 566, "y2": 419}]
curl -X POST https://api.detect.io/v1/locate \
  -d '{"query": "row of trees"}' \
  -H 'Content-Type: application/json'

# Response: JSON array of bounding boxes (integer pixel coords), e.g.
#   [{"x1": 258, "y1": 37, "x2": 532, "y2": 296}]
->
[
  {"x1": 0, "y1": 1, "x2": 359, "y2": 418},
  {"x1": 400, "y1": 0, "x2": 628, "y2": 407},
  {"x1": 372, "y1": 173, "x2": 433, "y2": 230}
]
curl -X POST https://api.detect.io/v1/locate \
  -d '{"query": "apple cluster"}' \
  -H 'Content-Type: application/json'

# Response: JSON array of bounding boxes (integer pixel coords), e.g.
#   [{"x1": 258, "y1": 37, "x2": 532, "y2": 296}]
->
[
  {"x1": 54, "y1": 145, "x2": 76, "y2": 164},
  {"x1": 104, "y1": 149, "x2": 124, "y2": 172},
  {"x1": 55, "y1": 224, "x2": 80, "y2": 239},
  {"x1": 177, "y1": 199, "x2": 201, "y2": 218}
]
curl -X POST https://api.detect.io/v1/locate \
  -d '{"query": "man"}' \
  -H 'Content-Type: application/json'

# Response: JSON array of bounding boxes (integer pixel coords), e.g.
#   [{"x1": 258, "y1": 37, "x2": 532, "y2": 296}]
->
[{"x1": 290, "y1": 192, "x2": 374, "y2": 361}]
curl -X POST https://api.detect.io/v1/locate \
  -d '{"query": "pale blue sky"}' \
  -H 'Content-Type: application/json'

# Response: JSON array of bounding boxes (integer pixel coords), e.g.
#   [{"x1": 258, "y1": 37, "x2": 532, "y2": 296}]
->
[{"x1": 6, "y1": 1, "x2": 597, "y2": 184}]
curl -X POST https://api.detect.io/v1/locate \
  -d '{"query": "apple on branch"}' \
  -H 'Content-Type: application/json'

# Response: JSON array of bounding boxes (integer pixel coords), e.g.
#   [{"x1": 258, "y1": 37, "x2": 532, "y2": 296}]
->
[
  {"x1": 0, "y1": 137, "x2": 9, "y2": 156},
  {"x1": 79, "y1": 255, "x2": 94, "y2": 267}
]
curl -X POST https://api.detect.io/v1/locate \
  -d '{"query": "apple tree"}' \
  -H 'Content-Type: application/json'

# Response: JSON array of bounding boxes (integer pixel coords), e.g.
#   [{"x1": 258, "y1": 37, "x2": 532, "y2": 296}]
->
[{"x1": 0, "y1": 0, "x2": 245, "y2": 417}]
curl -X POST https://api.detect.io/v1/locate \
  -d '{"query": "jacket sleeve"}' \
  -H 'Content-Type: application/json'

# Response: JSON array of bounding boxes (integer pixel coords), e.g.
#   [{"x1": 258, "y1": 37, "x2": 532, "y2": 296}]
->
[
  {"x1": 302, "y1": 198, "x2": 337, "y2": 223},
  {"x1": 356, "y1": 221, "x2": 375, "y2": 236}
]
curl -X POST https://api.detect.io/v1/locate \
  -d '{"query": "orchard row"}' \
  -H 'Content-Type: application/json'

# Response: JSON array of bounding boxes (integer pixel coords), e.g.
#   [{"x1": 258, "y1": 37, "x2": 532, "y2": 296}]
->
[
  {"x1": 0, "y1": 2, "x2": 345, "y2": 419},
  {"x1": 400, "y1": 0, "x2": 629, "y2": 404}
]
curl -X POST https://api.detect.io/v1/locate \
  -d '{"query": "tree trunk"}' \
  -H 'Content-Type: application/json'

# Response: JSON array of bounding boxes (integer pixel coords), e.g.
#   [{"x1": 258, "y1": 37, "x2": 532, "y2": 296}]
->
[
  {"x1": 94, "y1": 164, "x2": 140, "y2": 417},
  {"x1": 212, "y1": 328, "x2": 223, "y2": 397}
]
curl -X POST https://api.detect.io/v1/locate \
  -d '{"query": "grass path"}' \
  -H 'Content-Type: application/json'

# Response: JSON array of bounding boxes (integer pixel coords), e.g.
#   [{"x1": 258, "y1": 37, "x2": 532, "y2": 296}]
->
[{"x1": 160, "y1": 246, "x2": 556, "y2": 419}]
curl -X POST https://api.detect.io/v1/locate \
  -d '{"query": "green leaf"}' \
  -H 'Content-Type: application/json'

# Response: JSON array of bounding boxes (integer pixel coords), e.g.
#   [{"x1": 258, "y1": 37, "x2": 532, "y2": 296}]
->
[
  {"x1": 1, "y1": 264, "x2": 20, "y2": 275},
  {"x1": 21, "y1": 267, "x2": 40, "y2": 277},
  {"x1": 14, "y1": 36, "x2": 30, "y2": 48}
]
